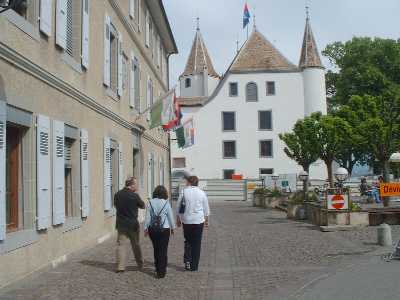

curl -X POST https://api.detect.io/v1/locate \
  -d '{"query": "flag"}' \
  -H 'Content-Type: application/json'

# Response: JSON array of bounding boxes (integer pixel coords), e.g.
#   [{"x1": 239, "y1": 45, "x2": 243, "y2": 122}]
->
[
  {"x1": 243, "y1": 3, "x2": 250, "y2": 29},
  {"x1": 163, "y1": 92, "x2": 182, "y2": 130},
  {"x1": 175, "y1": 118, "x2": 194, "y2": 149},
  {"x1": 150, "y1": 90, "x2": 176, "y2": 129}
]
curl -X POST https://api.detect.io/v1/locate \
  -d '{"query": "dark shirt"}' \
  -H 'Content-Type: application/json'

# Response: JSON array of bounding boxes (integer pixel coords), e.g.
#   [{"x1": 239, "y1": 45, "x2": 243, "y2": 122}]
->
[{"x1": 114, "y1": 188, "x2": 145, "y2": 232}]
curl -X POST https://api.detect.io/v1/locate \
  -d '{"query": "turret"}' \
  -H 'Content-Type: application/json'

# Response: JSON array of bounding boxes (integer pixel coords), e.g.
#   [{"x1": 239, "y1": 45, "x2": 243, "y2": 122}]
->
[
  {"x1": 179, "y1": 19, "x2": 219, "y2": 98},
  {"x1": 299, "y1": 11, "x2": 327, "y2": 116}
]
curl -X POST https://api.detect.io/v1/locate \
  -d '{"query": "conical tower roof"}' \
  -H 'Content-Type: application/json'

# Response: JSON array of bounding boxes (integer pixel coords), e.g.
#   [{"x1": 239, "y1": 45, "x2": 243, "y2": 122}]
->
[
  {"x1": 180, "y1": 28, "x2": 219, "y2": 78},
  {"x1": 230, "y1": 30, "x2": 297, "y2": 72},
  {"x1": 299, "y1": 17, "x2": 324, "y2": 69}
]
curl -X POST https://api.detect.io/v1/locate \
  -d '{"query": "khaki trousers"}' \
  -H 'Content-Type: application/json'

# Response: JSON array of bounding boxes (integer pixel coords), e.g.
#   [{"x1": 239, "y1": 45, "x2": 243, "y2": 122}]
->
[{"x1": 116, "y1": 230, "x2": 144, "y2": 271}]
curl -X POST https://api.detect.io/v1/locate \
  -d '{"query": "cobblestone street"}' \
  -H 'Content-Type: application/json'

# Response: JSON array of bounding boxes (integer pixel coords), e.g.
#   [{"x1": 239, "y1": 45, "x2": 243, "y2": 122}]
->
[{"x1": 0, "y1": 201, "x2": 397, "y2": 300}]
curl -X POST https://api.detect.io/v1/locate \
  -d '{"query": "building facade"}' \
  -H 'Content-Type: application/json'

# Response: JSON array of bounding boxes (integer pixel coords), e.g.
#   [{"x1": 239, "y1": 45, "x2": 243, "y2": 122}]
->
[
  {"x1": 0, "y1": 0, "x2": 177, "y2": 287},
  {"x1": 171, "y1": 17, "x2": 327, "y2": 180}
]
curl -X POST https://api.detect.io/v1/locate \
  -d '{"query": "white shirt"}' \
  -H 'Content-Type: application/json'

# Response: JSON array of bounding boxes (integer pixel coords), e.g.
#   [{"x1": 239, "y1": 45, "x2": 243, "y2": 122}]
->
[{"x1": 177, "y1": 186, "x2": 210, "y2": 224}]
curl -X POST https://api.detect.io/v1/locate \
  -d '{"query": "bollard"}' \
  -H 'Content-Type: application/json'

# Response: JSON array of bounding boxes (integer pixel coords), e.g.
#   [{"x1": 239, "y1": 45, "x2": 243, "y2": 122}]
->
[{"x1": 377, "y1": 223, "x2": 392, "y2": 246}]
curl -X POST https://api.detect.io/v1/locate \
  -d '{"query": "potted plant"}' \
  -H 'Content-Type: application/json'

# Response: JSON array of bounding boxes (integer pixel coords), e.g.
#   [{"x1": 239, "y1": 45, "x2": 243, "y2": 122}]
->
[
  {"x1": 253, "y1": 188, "x2": 269, "y2": 207},
  {"x1": 264, "y1": 189, "x2": 284, "y2": 208},
  {"x1": 287, "y1": 191, "x2": 307, "y2": 220}
]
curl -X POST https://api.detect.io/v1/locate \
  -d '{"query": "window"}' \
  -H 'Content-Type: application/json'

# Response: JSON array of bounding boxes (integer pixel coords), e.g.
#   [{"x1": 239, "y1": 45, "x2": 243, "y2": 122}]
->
[
  {"x1": 110, "y1": 146, "x2": 118, "y2": 201},
  {"x1": 246, "y1": 82, "x2": 258, "y2": 102},
  {"x1": 229, "y1": 82, "x2": 238, "y2": 97},
  {"x1": 266, "y1": 81, "x2": 276, "y2": 96},
  {"x1": 133, "y1": 57, "x2": 140, "y2": 110},
  {"x1": 109, "y1": 25, "x2": 118, "y2": 93},
  {"x1": 12, "y1": 0, "x2": 28, "y2": 18},
  {"x1": 259, "y1": 111, "x2": 272, "y2": 130},
  {"x1": 65, "y1": 0, "x2": 82, "y2": 61},
  {"x1": 173, "y1": 157, "x2": 186, "y2": 168},
  {"x1": 223, "y1": 141, "x2": 236, "y2": 159},
  {"x1": 64, "y1": 138, "x2": 74, "y2": 218},
  {"x1": 6, "y1": 125, "x2": 24, "y2": 232},
  {"x1": 260, "y1": 140, "x2": 273, "y2": 157},
  {"x1": 222, "y1": 112, "x2": 236, "y2": 131},
  {"x1": 260, "y1": 168, "x2": 274, "y2": 176},
  {"x1": 147, "y1": 77, "x2": 153, "y2": 107},
  {"x1": 223, "y1": 169, "x2": 235, "y2": 180},
  {"x1": 185, "y1": 78, "x2": 191, "y2": 88},
  {"x1": 122, "y1": 53, "x2": 128, "y2": 92}
]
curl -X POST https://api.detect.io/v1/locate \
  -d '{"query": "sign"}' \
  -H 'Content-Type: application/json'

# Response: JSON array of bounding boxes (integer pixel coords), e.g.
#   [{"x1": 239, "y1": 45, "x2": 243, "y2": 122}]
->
[
  {"x1": 380, "y1": 183, "x2": 400, "y2": 197},
  {"x1": 327, "y1": 194, "x2": 348, "y2": 210}
]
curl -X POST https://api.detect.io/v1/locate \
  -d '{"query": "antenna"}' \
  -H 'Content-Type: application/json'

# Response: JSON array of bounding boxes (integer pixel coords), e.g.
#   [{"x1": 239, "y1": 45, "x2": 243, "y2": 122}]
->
[
  {"x1": 305, "y1": 0, "x2": 310, "y2": 20},
  {"x1": 196, "y1": 16, "x2": 200, "y2": 31}
]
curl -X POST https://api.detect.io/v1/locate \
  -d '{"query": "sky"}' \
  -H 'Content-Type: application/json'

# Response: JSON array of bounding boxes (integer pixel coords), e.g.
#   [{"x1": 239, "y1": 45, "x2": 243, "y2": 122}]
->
[{"x1": 163, "y1": 0, "x2": 399, "y2": 87}]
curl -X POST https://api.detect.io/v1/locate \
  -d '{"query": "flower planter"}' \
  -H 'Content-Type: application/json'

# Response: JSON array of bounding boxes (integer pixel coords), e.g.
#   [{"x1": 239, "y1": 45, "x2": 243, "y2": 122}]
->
[
  {"x1": 253, "y1": 193, "x2": 264, "y2": 207},
  {"x1": 264, "y1": 196, "x2": 288, "y2": 209},
  {"x1": 287, "y1": 204, "x2": 306, "y2": 220}
]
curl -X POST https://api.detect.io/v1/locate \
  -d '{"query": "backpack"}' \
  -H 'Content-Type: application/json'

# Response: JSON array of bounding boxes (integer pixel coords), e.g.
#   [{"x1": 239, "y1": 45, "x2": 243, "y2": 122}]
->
[{"x1": 149, "y1": 200, "x2": 168, "y2": 233}]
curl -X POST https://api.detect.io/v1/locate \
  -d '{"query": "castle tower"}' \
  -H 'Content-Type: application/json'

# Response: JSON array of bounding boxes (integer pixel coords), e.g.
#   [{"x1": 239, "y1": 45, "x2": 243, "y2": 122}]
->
[
  {"x1": 179, "y1": 20, "x2": 220, "y2": 98},
  {"x1": 299, "y1": 11, "x2": 327, "y2": 116}
]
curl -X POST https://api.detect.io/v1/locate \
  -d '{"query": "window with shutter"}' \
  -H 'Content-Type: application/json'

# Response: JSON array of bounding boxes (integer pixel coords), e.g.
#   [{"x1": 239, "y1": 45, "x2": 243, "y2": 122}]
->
[
  {"x1": 118, "y1": 143, "x2": 123, "y2": 190},
  {"x1": 37, "y1": 115, "x2": 51, "y2": 230},
  {"x1": 80, "y1": 129, "x2": 89, "y2": 217},
  {"x1": 260, "y1": 140, "x2": 273, "y2": 157},
  {"x1": 259, "y1": 111, "x2": 272, "y2": 130},
  {"x1": 145, "y1": 10, "x2": 150, "y2": 47},
  {"x1": 81, "y1": 0, "x2": 90, "y2": 68},
  {"x1": 229, "y1": 82, "x2": 238, "y2": 97},
  {"x1": 117, "y1": 32, "x2": 123, "y2": 97},
  {"x1": 12, "y1": 0, "x2": 36, "y2": 23},
  {"x1": 64, "y1": 138, "x2": 74, "y2": 218},
  {"x1": 103, "y1": 137, "x2": 111, "y2": 211},
  {"x1": 64, "y1": 0, "x2": 82, "y2": 62},
  {"x1": 40, "y1": 0, "x2": 53, "y2": 36},
  {"x1": 147, "y1": 77, "x2": 153, "y2": 108},
  {"x1": 52, "y1": 120, "x2": 65, "y2": 225},
  {"x1": 246, "y1": 82, "x2": 258, "y2": 102},
  {"x1": 104, "y1": 15, "x2": 111, "y2": 86},
  {"x1": 110, "y1": 26, "x2": 118, "y2": 93},
  {"x1": 134, "y1": 57, "x2": 140, "y2": 111}
]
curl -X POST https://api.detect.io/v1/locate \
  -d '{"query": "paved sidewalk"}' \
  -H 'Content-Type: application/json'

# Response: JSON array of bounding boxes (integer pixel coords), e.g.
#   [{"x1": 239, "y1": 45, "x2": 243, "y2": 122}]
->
[{"x1": 0, "y1": 201, "x2": 398, "y2": 300}]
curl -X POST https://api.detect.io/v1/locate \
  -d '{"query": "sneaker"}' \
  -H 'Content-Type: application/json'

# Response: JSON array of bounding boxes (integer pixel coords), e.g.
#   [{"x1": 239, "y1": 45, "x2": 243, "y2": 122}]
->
[
  {"x1": 185, "y1": 262, "x2": 191, "y2": 271},
  {"x1": 156, "y1": 272, "x2": 166, "y2": 279},
  {"x1": 116, "y1": 269, "x2": 125, "y2": 273}
]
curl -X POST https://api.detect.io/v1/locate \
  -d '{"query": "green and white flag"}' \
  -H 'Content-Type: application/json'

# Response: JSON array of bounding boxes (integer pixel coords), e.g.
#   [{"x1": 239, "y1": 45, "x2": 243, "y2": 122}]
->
[
  {"x1": 175, "y1": 118, "x2": 194, "y2": 149},
  {"x1": 150, "y1": 90, "x2": 175, "y2": 129}
]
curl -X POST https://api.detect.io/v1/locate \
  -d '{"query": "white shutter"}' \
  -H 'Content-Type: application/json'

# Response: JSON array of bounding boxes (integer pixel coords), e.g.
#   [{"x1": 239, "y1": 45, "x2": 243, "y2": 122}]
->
[
  {"x1": 81, "y1": 0, "x2": 90, "y2": 68},
  {"x1": 146, "y1": 76, "x2": 151, "y2": 108},
  {"x1": 103, "y1": 15, "x2": 111, "y2": 87},
  {"x1": 40, "y1": 0, "x2": 52, "y2": 36},
  {"x1": 0, "y1": 102, "x2": 6, "y2": 240},
  {"x1": 118, "y1": 143, "x2": 123, "y2": 190},
  {"x1": 52, "y1": 120, "x2": 65, "y2": 225},
  {"x1": 37, "y1": 115, "x2": 51, "y2": 230},
  {"x1": 147, "y1": 153, "x2": 152, "y2": 199},
  {"x1": 80, "y1": 129, "x2": 89, "y2": 218},
  {"x1": 103, "y1": 137, "x2": 111, "y2": 211},
  {"x1": 117, "y1": 32, "x2": 123, "y2": 97},
  {"x1": 56, "y1": 0, "x2": 68, "y2": 49},
  {"x1": 129, "y1": 52, "x2": 135, "y2": 108},
  {"x1": 129, "y1": 0, "x2": 134, "y2": 18},
  {"x1": 145, "y1": 10, "x2": 150, "y2": 47}
]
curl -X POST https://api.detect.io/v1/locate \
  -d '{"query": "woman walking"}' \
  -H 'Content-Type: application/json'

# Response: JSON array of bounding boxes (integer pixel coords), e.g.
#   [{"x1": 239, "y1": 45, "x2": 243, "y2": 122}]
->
[
  {"x1": 177, "y1": 176, "x2": 210, "y2": 271},
  {"x1": 144, "y1": 186, "x2": 175, "y2": 278}
]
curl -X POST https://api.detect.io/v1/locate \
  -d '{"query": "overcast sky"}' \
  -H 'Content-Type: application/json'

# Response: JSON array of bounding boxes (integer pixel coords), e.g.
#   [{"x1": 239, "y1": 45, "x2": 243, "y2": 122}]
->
[{"x1": 164, "y1": 0, "x2": 399, "y2": 87}]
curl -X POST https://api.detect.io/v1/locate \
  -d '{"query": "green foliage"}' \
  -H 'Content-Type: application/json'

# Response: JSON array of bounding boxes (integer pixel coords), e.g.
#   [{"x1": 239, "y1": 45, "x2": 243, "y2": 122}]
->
[
  {"x1": 279, "y1": 116, "x2": 320, "y2": 173},
  {"x1": 269, "y1": 189, "x2": 283, "y2": 197},
  {"x1": 289, "y1": 191, "x2": 319, "y2": 205},
  {"x1": 254, "y1": 188, "x2": 270, "y2": 196},
  {"x1": 350, "y1": 202, "x2": 362, "y2": 212}
]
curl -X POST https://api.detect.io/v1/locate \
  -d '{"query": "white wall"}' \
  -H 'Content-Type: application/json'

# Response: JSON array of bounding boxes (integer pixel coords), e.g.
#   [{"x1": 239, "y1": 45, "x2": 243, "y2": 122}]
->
[
  {"x1": 303, "y1": 68, "x2": 327, "y2": 116},
  {"x1": 207, "y1": 76, "x2": 219, "y2": 96},
  {"x1": 172, "y1": 71, "x2": 327, "y2": 179},
  {"x1": 179, "y1": 74, "x2": 204, "y2": 97}
]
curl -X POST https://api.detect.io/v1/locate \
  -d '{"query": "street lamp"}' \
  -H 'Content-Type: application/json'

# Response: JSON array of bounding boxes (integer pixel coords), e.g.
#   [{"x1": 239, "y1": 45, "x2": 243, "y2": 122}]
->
[
  {"x1": 299, "y1": 171, "x2": 309, "y2": 201},
  {"x1": 271, "y1": 174, "x2": 279, "y2": 190},
  {"x1": 334, "y1": 167, "x2": 348, "y2": 191},
  {"x1": 389, "y1": 152, "x2": 400, "y2": 181}
]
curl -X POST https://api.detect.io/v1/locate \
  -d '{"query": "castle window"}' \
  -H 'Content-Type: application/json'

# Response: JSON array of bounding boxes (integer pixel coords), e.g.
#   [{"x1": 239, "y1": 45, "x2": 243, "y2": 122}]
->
[
  {"x1": 246, "y1": 82, "x2": 258, "y2": 102},
  {"x1": 229, "y1": 82, "x2": 238, "y2": 97},
  {"x1": 185, "y1": 78, "x2": 191, "y2": 88},
  {"x1": 266, "y1": 81, "x2": 276, "y2": 95}
]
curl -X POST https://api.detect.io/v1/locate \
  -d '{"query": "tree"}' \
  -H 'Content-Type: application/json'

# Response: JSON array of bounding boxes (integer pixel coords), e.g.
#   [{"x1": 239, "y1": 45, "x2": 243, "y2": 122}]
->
[
  {"x1": 312, "y1": 113, "x2": 352, "y2": 187},
  {"x1": 279, "y1": 117, "x2": 319, "y2": 174},
  {"x1": 323, "y1": 37, "x2": 400, "y2": 186}
]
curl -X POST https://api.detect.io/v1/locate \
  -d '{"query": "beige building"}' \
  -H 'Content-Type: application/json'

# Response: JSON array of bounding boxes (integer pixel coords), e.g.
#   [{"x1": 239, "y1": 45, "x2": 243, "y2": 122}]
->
[{"x1": 0, "y1": 0, "x2": 177, "y2": 287}]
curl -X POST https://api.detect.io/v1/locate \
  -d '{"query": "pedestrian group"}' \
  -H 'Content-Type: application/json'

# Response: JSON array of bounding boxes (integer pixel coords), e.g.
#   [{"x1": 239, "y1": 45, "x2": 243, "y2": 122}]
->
[{"x1": 113, "y1": 174, "x2": 210, "y2": 279}]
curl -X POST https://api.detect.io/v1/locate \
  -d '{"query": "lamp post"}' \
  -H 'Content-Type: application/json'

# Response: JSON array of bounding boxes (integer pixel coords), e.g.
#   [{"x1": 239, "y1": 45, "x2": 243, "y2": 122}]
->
[
  {"x1": 389, "y1": 152, "x2": 400, "y2": 181},
  {"x1": 334, "y1": 167, "x2": 348, "y2": 193},
  {"x1": 271, "y1": 174, "x2": 279, "y2": 191},
  {"x1": 299, "y1": 171, "x2": 309, "y2": 201}
]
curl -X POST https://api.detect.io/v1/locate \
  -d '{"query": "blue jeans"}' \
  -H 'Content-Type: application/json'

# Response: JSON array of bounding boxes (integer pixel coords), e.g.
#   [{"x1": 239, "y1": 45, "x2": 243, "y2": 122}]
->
[{"x1": 372, "y1": 187, "x2": 381, "y2": 203}]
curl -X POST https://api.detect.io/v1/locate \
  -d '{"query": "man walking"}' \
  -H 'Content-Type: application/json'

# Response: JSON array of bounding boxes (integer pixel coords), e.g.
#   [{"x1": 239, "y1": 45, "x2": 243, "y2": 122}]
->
[{"x1": 114, "y1": 177, "x2": 145, "y2": 272}]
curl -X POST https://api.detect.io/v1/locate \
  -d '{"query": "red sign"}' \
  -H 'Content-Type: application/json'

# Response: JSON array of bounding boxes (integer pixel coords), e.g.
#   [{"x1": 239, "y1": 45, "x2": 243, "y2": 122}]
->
[{"x1": 327, "y1": 194, "x2": 348, "y2": 210}]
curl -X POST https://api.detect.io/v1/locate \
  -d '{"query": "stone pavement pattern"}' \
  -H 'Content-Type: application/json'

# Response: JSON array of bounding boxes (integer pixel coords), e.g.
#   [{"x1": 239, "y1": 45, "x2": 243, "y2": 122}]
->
[{"x1": 0, "y1": 201, "x2": 399, "y2": 300}]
